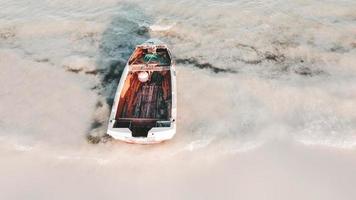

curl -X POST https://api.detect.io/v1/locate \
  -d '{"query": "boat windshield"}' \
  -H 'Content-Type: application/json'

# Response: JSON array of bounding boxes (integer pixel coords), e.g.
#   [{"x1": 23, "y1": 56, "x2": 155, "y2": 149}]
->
[{"x1": 129, "y1": 48, "x2": 171, "y2": 66}]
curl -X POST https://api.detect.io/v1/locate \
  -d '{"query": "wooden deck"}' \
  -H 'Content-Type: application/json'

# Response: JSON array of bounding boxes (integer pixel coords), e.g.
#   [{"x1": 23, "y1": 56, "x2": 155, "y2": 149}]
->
[{"x1": 116, "y1": 71, "x2": 171, "y2": 120}]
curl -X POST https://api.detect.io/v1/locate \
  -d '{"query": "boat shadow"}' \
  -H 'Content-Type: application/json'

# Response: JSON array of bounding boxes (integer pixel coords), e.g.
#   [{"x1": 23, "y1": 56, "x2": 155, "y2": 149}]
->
[{"x1": 87, "y1": 3, "x2": 152, "y2": 143}]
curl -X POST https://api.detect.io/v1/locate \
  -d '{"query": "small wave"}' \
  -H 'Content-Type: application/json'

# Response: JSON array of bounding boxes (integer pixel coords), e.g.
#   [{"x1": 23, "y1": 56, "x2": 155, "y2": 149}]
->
[{"x1": 298, "y1": 137, "x2": 356, "y2": 149}]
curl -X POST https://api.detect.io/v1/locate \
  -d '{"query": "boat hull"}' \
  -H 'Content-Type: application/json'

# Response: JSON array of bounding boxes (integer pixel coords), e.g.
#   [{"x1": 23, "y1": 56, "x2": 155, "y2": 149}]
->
[{"x1": 107, "y1": 39, "x2": 177, "y2": 144}]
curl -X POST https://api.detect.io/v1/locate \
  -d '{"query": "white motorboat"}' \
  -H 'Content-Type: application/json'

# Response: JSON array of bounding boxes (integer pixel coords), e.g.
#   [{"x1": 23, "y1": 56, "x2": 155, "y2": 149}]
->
[{"x1": 107, "y1": 39, "x2": 177, "y2": 144}]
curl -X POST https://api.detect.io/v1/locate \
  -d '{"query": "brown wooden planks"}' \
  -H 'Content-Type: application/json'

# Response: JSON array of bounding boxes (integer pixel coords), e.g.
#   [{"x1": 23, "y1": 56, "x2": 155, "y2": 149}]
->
[{"x1": 116, "y1": 71, "x2": 172, "y2": 120}]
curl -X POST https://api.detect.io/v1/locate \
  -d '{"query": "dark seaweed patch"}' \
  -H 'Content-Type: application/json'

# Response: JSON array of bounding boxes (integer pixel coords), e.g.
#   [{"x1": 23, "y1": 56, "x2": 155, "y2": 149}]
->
[
  {"x1": 234, "y1": 43, "x2": 263, "y2": 64},
  {"x1": 85, "y1": 70, "x2": 99, "y2": 75},
  {"x1": 176, "y1": 58, "x2": 237, "y2": 74},
  {"x1": 96, "y1": 101, "x2": 103, "y2": 108},
  {"x1": 0, "y1": 28, "x2": 15, "y2": 40},
  {"x1": 91, "y1": 85, "x2": 99, "y2": 90},
  {"x1": 264, "y1": 52, "x2": 285, "y2": 62},
  {"x1": 66, "y1": 67, "x2": 104, "y2": 75},
  {"x1": 65, "y1": 67, "x2": 82, "y2": 73},
  {"x1": 330, "y1": 45, "x2": 348, "y2": 53},
  {"x1": 233, "y1": 44, "x2": 286, "y2": 65},
  {"x1": 87, "y1": 134, "x2": 113, "y2": 144},
  {"x1": 35, "y1": 58, "x2": 50, "y2": 63},
  {"x1": 294, "y1": 66, "x2": 325, "y2": 77},
  {"x1": 86, "y1": 134, "x2": 101, "y2": 144},
  {"x1": 233, "y1": 57, "x2": 262, "y2": 65},
  {"x1": 233, "y1": 44, "x2": 327, "y2": 77}
]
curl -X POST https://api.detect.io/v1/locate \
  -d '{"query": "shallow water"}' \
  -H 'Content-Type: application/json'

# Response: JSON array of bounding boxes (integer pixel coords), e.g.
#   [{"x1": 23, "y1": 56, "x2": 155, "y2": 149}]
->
[{"x1": 0, "y1": 0, "x2": 356, "y2": 199}]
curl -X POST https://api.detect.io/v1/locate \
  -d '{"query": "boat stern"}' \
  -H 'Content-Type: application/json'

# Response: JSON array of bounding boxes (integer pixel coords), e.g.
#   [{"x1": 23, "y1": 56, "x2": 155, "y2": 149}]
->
[{"x1": 107, "y1": 120, "x2": 176, "y2": 144}]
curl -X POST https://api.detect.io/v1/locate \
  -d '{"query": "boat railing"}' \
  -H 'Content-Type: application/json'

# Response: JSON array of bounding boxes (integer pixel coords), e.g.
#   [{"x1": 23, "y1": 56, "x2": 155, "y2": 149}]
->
[{"x1": 129, "y1": 64, "x2": 170, "y2": 72}]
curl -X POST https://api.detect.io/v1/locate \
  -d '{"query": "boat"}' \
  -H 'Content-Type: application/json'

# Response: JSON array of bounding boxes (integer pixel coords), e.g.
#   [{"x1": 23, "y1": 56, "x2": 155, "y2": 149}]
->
[{"x1": 107, "y1": 39, "x2": 177, "y2": 144}]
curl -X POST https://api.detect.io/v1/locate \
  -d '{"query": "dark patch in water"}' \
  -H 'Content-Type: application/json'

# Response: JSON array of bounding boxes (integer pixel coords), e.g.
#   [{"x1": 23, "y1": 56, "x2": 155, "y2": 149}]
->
[
  {"x1": 232, "y1": 43, "x2": 286, "y2": 65},
  {"x1": 91, "y1": 120, "x2": 103, "y2": 130},
  {"x1": 87, "y1": 134, "x2": 113, "y2": 144},
  {"x1": 106, "y1": 98, "x2": 115, "y2": 108},
  {"x1": 87, "y1": 4, "x2": 152, "y2": 141},
  {"x1": 264, "y1": 52, "x2": 285, "y2": 62},
  {"x1": 65, "y1": 67, "x2": 82, "y2": 73},
  {"x1": 136, "y1": 26, "x2": 150, "y2": 36},
  {"x1": 233, "y1": 44, "x2": 326, "y2": 77},
  {"x1": 35, "y1": 58, "x2": 50, "y2": 63},
  {"x1": 96, "y1": 101, "x2": 103, "y2": 108},
  {"x1": 101, "y1": 60, "x2": 126, "y2": 86},
  {"x1": 234, "y1": 57, "x2": 262, "y2": 65},
  {"x1": 85, "y1": 70, "x2": 100, "y2": 75},
  {"x1": 234, "y1": 43, "x2": 263, "y2": 64},
  {"x1": 86, "y1": 134, "x2": 101, "y2": 144},
  {"x1": 329, "y1": 45, "x2": 349, "y2": 53},
  {"x1": 65, "y1": 67, "x2": 103, "y2": 75},
  {"x1": 294, "y1": 66, "x2": 325, "y2": 77},
  {"x1": 0, "y1": 28, "x2": 15, "y2": 40},
  {"x1": 176, "y1": 58, "x2": 237, "y2": 74},
  {"x1": 91, "y1": 85, "x2": 99, "y2": 90},
  {"x1": 296, "y1": 68, "x2": 312, "y2": 76},
  {"x1": 96, "y1": 4, "x2": 152, "y2": 109},
  {"x1": 97, "y1": 5, "x2": 152, "y2": 89}
]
